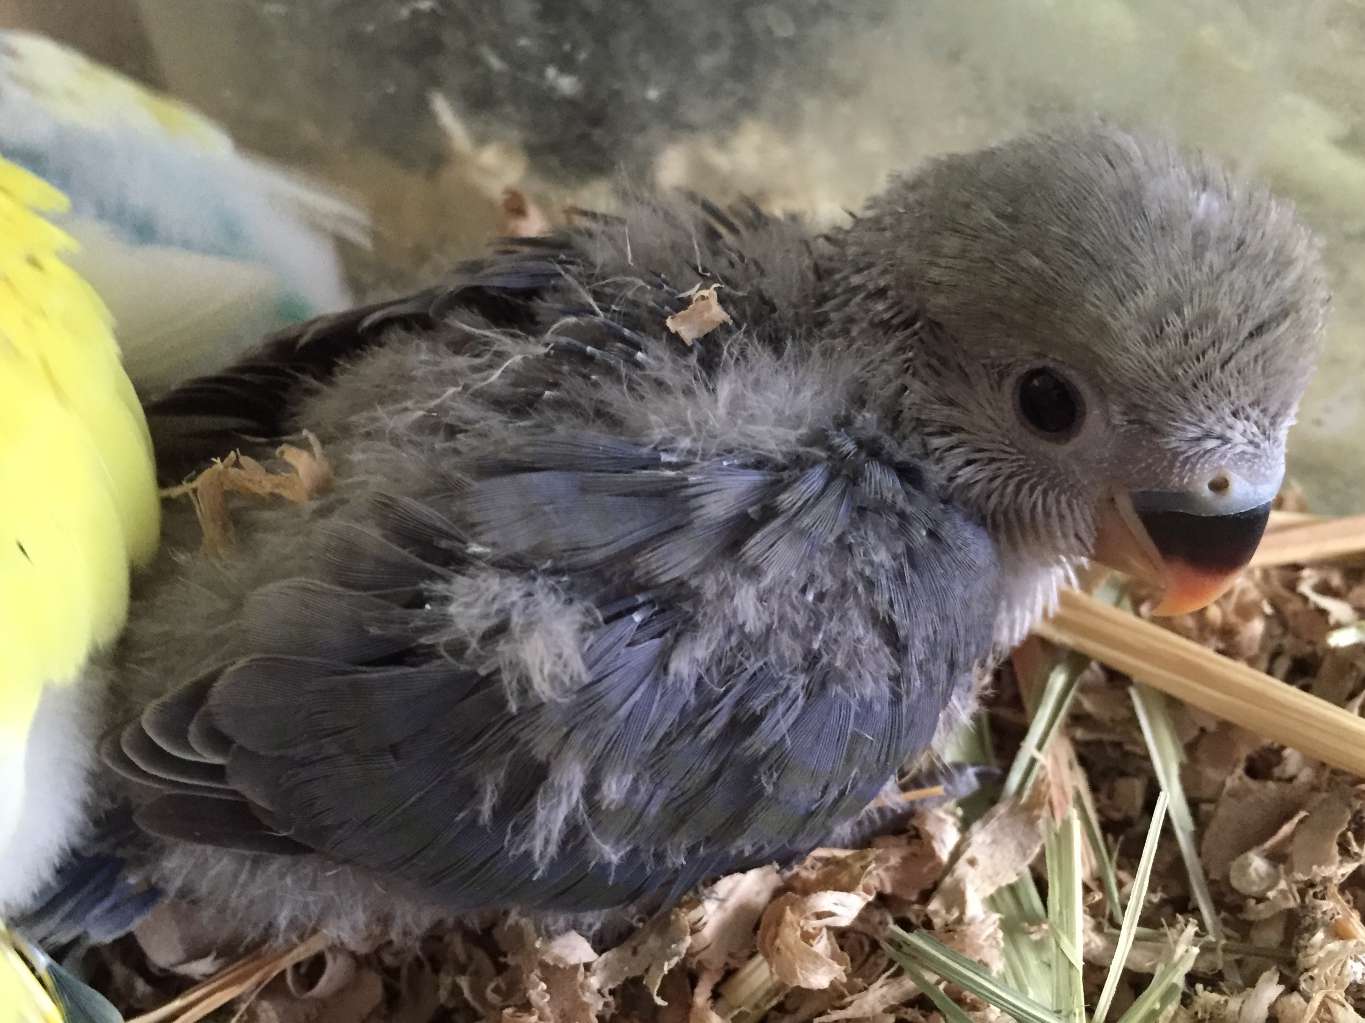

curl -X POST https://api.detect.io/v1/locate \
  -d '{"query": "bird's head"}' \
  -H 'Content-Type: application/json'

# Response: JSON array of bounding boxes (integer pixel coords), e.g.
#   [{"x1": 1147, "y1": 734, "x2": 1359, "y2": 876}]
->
[{"x1": 838, "y1": 123, "x2": 1329, "y2": 614}]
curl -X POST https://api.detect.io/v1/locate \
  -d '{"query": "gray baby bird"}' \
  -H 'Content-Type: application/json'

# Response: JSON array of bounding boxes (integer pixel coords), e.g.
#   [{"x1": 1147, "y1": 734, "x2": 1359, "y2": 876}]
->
[{"x1": 98, "y1": 123, "x2": 1325, "y2": 944}]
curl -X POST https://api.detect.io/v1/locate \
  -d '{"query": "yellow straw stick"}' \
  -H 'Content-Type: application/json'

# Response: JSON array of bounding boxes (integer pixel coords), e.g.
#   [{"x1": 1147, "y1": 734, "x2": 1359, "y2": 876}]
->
[
  {"x1": 1251, "y1": 514, "x2": 1365, "y2": 567},
  {"x1": 1036, "y1": 589, "x2": 1365, "y2": 779}
]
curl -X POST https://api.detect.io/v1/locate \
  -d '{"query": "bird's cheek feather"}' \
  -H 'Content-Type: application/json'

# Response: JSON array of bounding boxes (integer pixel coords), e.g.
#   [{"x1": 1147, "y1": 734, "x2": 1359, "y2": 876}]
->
[{"x1": 1089, "y1": 491, "x2": 1272, "y2": 615}]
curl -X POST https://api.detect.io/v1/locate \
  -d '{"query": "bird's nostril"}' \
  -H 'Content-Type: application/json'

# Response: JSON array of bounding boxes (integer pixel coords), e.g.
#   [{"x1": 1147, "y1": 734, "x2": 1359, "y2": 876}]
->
[{"x1": 1207, "y1": 473, "x2": 1231, "y2": 495}]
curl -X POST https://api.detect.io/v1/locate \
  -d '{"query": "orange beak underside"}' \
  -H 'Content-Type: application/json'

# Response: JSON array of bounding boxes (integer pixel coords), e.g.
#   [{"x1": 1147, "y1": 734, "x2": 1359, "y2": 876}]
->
[
  {"x1": 1148, "y1": 562, "x2": 1244, "y2": 616},
  {"x1": 1091, "y1": 495, "x2": 1273, "y2": 616}
]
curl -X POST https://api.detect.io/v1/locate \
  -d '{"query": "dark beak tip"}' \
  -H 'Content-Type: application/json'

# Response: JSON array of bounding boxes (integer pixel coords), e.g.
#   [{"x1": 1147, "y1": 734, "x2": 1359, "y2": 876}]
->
[{"x1": 1136, "y1": 501, "x2": 1273, "y2": 574}]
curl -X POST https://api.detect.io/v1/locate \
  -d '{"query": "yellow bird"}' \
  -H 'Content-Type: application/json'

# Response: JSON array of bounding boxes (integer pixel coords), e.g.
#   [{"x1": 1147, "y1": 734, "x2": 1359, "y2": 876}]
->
[{"x1": 0, "y1": 156, "x2": 158, "y2": 1022}]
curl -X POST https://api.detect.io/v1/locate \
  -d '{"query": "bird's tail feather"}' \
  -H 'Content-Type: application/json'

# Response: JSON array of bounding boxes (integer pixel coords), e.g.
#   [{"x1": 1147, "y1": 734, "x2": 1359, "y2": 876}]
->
[{"x1": 15, "y1": 812, "x2": 159, "y2": 949}]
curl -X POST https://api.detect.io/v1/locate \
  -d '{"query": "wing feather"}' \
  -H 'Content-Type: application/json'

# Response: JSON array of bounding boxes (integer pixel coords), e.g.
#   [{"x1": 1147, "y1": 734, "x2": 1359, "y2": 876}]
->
[{"x1": 110, "y1": 193, "x2": 998, "y2": 916}]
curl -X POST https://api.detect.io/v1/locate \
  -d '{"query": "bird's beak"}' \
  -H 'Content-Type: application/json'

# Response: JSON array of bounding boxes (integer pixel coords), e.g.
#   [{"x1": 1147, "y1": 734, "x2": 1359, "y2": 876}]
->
[{"x1": 1090, "y1": 481, "x2": 1274, "y2": 616}]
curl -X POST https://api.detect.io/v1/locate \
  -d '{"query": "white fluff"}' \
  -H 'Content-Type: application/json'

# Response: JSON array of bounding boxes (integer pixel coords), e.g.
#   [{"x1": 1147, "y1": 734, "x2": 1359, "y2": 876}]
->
[{"x1": 0, "y1": 681, "x2": 101, "y2": 914}]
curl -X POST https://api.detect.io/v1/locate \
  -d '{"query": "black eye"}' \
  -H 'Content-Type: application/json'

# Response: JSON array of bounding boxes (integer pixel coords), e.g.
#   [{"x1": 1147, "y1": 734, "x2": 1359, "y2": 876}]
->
[{"x1": 1015, "y1": 367, "x2": 1084, "y2": 440}]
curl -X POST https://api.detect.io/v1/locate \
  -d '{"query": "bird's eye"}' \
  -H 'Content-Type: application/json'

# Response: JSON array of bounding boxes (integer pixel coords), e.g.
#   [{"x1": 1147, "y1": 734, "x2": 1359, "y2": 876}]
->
[{"x1": 1015, "y1": 367, "x2": 1084, "y2": 441}]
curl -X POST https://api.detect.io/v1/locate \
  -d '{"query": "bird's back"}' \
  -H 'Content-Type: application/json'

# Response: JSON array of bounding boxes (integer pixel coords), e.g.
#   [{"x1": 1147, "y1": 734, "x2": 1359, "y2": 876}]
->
[{"x1": 110, "y1": 194, "x2": 999, "y2": 943}]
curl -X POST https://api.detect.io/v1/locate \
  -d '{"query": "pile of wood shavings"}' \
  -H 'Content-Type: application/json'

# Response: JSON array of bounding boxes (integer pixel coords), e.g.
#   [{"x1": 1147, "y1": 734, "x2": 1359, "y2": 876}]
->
[{"x1": 80, "y1": 488, "x2": 1365, "y2": 1023}]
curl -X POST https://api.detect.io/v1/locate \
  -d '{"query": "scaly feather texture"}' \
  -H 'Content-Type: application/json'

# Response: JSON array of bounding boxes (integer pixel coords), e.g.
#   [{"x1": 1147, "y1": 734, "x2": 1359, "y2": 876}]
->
[
  {"x1": 0, "y1": 30, "x2": 368, "y2": 396},
  {"x1": 0, "y1": 154, "x2": 159, "y2": 934},
  {"x1": 111, "y1": 194, "x2": 999, "y2": 944}
]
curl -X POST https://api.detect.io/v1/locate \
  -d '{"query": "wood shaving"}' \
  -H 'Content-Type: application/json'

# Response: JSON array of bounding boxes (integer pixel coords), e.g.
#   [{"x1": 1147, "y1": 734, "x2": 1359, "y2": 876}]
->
[
  {"x1": 692, "y1": 867, "x2": 785, "y2": 972},
  {"x1": 429, "y1": 91, "x2": 531, "y2": 203},
  {"x1": 1201, "y1": 776, "x2": 1317, "y2": 881},
  {"x1": 590, "y1": 909, "x2": 692, "y2": 1005},
  {"x1": 1184, "y1": 968, "x2": 1285, "y2": 1023},
  {"x1": 246, "y1": 968, "x2": 382, "y2": 1023},
  {"x1": 927, "y1": 786, "x2": 1048, "y2": 927},
  {"x1": 163, "y1": 431, "x2": 333, "y2": 556},
  {"x1": 757, "y1": 892, "x2": 865, "y2": 989},
  {"x1": 1185, "y1": 725, "x2": 1265, "y2": 801},
  {"x1": 502, "y1": 187, "x2": 552, "y2": 237},
  {"x1": 132, "y1": 902, "x2": 230, "y2": 981},
  {"x1": 665, "y1": 286, "x2": 732, "y2": 345},
  {"x1": 1299, "y1": 571, "x2": 1361, "y2": 628},
  {"x1": 1290, "y1": 789, "x2": 1359, "y2": 882},
  {"x1": 815, "y1": 972, "x2": 921, "y2": 1022}
]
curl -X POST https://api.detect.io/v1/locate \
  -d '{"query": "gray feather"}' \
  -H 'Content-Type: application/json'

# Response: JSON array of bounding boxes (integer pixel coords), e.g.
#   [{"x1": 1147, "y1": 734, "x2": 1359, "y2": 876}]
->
[{"x1": 89, "y1": 122, "x2": 1326, "y2": 948}]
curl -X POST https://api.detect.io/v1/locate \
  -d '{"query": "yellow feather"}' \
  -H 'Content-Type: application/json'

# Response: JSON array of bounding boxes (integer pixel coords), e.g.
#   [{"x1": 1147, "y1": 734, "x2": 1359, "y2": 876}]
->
[
  {"x1": 0, "y1": 931, "x2": 60, "y2": 1023},
  {"x1": 0, "y1": 82, "x2": 166, "y2": 1023},
  {"x1": 0, "y1": 153, "x2": 159, "y2": 824}
]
